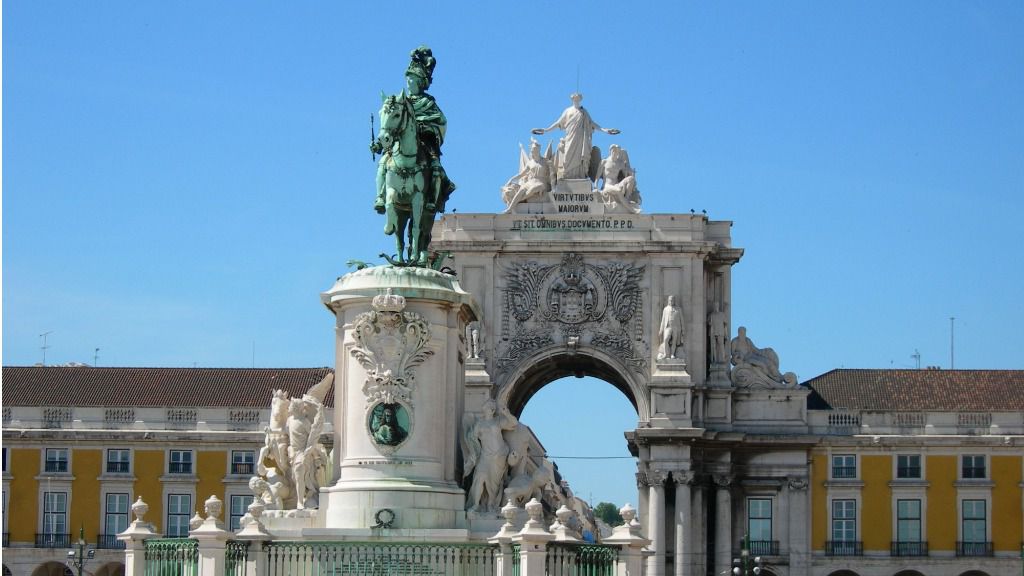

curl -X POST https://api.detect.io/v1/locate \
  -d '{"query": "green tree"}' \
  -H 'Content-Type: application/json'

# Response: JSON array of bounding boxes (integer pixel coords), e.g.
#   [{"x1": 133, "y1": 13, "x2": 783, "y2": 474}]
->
[{"x1": 593, "y1": 502, "x2": 624, "y2": 527}]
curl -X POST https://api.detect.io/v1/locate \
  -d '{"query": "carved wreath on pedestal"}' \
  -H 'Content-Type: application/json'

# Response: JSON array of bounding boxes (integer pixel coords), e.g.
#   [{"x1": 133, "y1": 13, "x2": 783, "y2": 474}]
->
[
  {"x1": 350, "y1": 289, "x2": 432, "y2": 451},
  {"x1": 498, "y1": 253, "x2": 646, "y2": 374}
]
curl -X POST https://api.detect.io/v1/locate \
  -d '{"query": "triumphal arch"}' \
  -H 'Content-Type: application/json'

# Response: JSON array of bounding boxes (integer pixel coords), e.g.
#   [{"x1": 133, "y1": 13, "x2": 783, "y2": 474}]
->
[
  {"x1": 427, "y1": 92, "x2": 813, "y2": 576},
  {"x1": 226, "y1": 49, "x2": 814, "y2": 576}
]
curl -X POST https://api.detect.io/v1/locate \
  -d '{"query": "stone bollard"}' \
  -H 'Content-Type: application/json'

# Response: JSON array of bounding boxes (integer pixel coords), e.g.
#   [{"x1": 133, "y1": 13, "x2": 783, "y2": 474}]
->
[
  {"x1": 602, "y1": 504, "x2": 651, "y2": 576},
  {"x1": 236, "y1": 498, "x2": 273, "y2": 576},
  {"x1": 548, "y1": 505, "x2": 580, "y2": 543},
  {"x1": 118, "y1": 497, "x2": 158, "y2": 576},
  {"x1": 489, "y1": 500, "x2": 521, "y2": 576},
  {"x1": 512, "y1": 498, "x2": 554, "y2": 576},
  {"x1": 190, "y1": 495, "x2": 233, "y2": 575}
]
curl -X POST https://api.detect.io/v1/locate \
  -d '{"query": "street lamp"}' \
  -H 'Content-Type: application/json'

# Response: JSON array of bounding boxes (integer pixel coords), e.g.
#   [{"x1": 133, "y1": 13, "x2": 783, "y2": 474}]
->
[
  {"x1": 66, "y1": 527, "x2": 95, "y2": 576},
  {"x1": 732, "y1": 534, "x2": 765, "y2": 576}
]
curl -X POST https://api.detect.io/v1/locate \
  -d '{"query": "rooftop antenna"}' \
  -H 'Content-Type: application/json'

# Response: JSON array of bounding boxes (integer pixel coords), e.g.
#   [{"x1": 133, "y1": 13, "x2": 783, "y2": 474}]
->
[
  {"x1": 911, "y1": 349, "x2": 921, "y2": 370},
  {"x1": 252, "y1": 340, "x2": 256, "y2": 368},
  {"x1": 576, "y1": 65, "x2": 580, "y2": 94},
  {"x1": 94, "y1": 347, "x2": 100, "y2": 367},
  {"x1": 39, "y1": 331, "x2": 53, "y2": 365},
  {"x1": 949, "y1": 316, "x2": 955, "y2": 369}
]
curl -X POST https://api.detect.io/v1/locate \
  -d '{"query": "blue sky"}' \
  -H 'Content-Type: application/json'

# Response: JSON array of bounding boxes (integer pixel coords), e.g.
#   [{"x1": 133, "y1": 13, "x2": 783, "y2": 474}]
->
[{"x1": 4, "y1": 2, "x2": 1022, "y2": 507}]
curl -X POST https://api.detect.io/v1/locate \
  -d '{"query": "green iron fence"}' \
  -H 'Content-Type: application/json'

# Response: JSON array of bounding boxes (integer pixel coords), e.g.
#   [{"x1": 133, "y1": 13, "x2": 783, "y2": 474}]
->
[
  {"x1": 264, "y1": 542, "x2": 498, "y2": 576},
  {"x1": 545, "y1": 543, "x2": 617, "y2": 576},
  {"x1": 510, "y1": 544, "x2": 520, "y2": 576},
  {"x1": 226, "y1": 540, "x2": 251, "y2": 576},
  {"x1": 144, "y1": 538, "x2": 199, "y2": 576}
]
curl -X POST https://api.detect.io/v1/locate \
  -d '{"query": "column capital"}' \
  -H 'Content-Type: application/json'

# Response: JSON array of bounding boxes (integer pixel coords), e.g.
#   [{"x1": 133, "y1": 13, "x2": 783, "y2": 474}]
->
[
  {"x1": 712, "y1": 473, "x2": 734, "y2": 488},
  {"x1": 635, "y1": 471, "x2": 648, "y2": 489},
  {"x1": 649, "y1": 469, "x2": 671, "y2": 485},
  {"x1": 669, "y1": 470, "x2": 695, "y2": 485}
]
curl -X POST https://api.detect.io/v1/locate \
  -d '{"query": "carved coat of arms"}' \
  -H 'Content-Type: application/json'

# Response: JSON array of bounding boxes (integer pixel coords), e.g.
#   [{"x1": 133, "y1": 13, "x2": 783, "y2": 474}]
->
[
  {"x1": 498, "y1": 253, "x2": 646, "y2": 374},
  {"x1": 350, "y1": 289, "x2": 433, "y2": 405}
]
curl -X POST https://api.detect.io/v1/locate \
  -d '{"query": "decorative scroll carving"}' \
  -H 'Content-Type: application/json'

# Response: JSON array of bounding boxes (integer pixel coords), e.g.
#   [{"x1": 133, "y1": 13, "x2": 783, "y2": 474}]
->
[
  {"x1": 671, "y1": 471, "x2": 695, "y2": 486},
  {"x1": 788, "y1": 477, "x2": 809, "y2": 491},
  {"x1": 498, "y1": 253, "x2": 646, "y2": 374},
  {"x1": 647, "y1": 469, "x2": 670, "y2": 485},
  {"x1": 350, "y1": 289, "x2": 434, "y2": 405}
]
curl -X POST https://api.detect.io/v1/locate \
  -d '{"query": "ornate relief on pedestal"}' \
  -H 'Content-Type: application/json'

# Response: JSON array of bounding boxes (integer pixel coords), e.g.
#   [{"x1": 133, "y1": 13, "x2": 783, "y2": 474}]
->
[
  {"x1": 350, "y1": 289, "x2": 434, "y2": 406},
  {"x1": 498, "y1": 253, "x2": 646, "y2": 374}
]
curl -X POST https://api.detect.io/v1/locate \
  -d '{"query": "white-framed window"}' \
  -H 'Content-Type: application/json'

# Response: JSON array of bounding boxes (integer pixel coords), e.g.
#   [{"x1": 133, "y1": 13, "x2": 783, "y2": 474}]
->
[
  {"x1": 42, "y1": 492, "x2": 68, "y2": 535},
  {"x1": 169, "y1": 450, "x2": 193, "y2": 474},
  {"x1": 961, "y1": 499, "x2": 986, "y2": 542},
  {"x1": 166, "y1": 494, "x2": 192, "y2": 537},
  {"x1": 896, "y1": 499, "x2": 921, "y2": 542},
  {"x1": 231, "y1": 450, "x2": 255, "y2": 476},
  {"x1": 104, "y1": 493, "x2": 130, "y2": 539},
  {"x1": 831, "y1": 499, "x2": 856, "y2": 541},
  {"x1": 229, "y1": 494, "x2": 249, "y2": 531},
  {"x1": 831, "y1": 454, "x2": 856, "y2": 479},
  {"x1": 2, "y1": 447, "x2": 7, "y2": 472},
  {"x1": 44, "y1": 448, "x2": 69, "y2": 473},
  {"x1": 106, "y1": 449, "x2": 131, "y2": 474},
  {"x1": 747, "y1": 498, "x2": 772, "y2": 541},
  {"x1": 961, "y1": 455, "x2": 986, "y2": 479},
  {"x1": 896, "y1": 455, "x2": 921, "y2": 479}
]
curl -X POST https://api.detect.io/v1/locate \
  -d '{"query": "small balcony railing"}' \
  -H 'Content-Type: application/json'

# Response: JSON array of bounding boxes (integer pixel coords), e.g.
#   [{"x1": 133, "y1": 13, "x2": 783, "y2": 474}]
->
[
  {"x1": 744, "y1": 540, "x2": 779, "y2": 556},
  {"x1": 825, "y1": 540, "x2": 862, "y2": 556},
  {"x1": 956, "y1": 541, "x2": 993, "y2": 557},
  {"x1": 35, "y1": 533, "x2": 72, "y2": 548},
  {"x1": 891, "y1": 541, "x2": 928, "y2": 556},
  {"x1": 106, "y1": 461, "x2": 130, "y2": 474},
  {"x1": 831, "y1": 466, "x2": 857, "y2": 479},
  {"x1": 96, "y1": 534, "x2": 126, "y2": 549},
  {"x1": 168, "y1": 462, "x2": 192, "y2": 474},
  {"x1": 231, "y1": 462, "x2": 254, "y2": 475},
  {"x1": 44, "y1": 461, "x2": 68, "y2": 473}
]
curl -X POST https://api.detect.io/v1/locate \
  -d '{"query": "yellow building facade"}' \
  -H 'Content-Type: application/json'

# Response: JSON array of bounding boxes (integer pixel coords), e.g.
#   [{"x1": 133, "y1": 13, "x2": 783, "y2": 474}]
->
[{"x1": 2, "y1": 366, "x2": 1021, "y2": 576}]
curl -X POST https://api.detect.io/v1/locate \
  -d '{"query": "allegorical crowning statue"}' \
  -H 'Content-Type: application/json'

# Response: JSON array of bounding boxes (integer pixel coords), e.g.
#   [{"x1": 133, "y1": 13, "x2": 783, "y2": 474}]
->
[
  {"x1": 371, "y1": 46, "x2": 456, "y2": 267},
  {"x1": 501, "y1": 92, "x2": 642, "y2": 214}
]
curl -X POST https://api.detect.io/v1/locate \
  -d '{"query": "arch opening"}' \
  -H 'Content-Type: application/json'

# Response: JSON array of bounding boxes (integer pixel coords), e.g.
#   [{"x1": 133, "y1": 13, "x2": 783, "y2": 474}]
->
[
  {"x1": 31, "y1": 563, "x2": 73, "y2": 576},
  {"x1": 500, "y1": 347, "x2": 646, "y2": 421}
]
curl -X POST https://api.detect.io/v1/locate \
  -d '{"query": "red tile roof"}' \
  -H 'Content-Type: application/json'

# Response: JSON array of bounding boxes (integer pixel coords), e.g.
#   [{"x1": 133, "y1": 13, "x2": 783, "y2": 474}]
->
[
  {"x1": 804, "y1": 369, "x2": 1024, "y2": 412},
  {"x1": 1, "y1": 366, "x2": 334, "y2": 408}
]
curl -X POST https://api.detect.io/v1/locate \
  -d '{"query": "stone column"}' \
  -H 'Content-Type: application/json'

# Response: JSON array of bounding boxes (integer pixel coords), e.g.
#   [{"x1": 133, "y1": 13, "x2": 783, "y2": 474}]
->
[
  {"x1": 603, "y1": 504, "x2": 651, "y2": 576},
  {"x1": 787, "y1": 477, "x2": 810, "y2": 576},
  {"x1": 692, "y1": 483, "x2": 705, "y2": 576},
  {"x1": 512, "y1": 499, "x2": 555, "y2": 576},
  {"x1": 646, "y1": 470, "x2": 668, "y2": 576},
  {"x1": 713, "y1": 474, "x2": 733, "y2": 576},
  {"x1": 672, "y1": 472, "x2": 693, "y2": 576},
  {"x1": 117, "y1": 497, "x2": 157, "y2": 576}
]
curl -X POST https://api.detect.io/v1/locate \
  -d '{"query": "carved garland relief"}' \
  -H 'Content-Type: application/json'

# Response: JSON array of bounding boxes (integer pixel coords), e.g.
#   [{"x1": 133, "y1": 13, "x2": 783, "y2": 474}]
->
[
  {"x1": 349, "y1": 289, "x2": 431, "y2": 451},
  {"x1": 498, "y1": 253, "x2": 646, "y2": 375}
]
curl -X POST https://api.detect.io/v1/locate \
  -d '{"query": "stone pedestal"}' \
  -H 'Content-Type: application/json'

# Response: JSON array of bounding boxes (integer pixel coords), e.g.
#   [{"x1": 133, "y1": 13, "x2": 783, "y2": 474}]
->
[{"x1": 321, "y1": 266, "x2": 480, "y2": 531}]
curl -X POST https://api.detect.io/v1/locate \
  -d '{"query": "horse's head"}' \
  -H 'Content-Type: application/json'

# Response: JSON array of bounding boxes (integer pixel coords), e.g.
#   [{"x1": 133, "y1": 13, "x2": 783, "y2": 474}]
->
[{"x1": 378, "y1": 93, "x2": 415, "y2": 144}]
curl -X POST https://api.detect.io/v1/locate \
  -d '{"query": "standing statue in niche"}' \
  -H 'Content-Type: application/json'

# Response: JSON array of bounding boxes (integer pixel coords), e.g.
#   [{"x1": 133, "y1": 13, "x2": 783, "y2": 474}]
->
[
  {"x1": 595, "y1": 144, "x2": 641, "y2": 214},
  {"x1": 708, "y1": 303, "x2": 729, "y2": 366},
  {"x1": 730, "y1": 326, "x2": 798, "y2": 387},
  {"x1": 502, "y1": 139, "x2": 556, "y2": 212},
  {"x1": 532, "y1": 93, "x2": 620, "y2": 180},
  {"x1": 462, "y1": 400, "x2": 518, "y2": 514},
  {"x1": 371, "y1": 46, "x2": 456, "y2": 266},
  {"x1": 657, "y1": 295, "x2": 685, "y2": 361}
]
